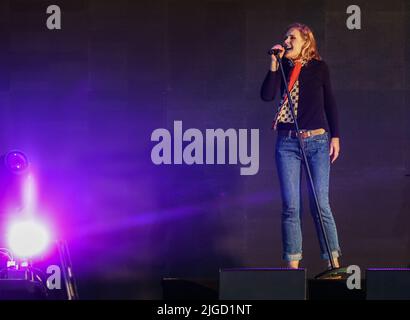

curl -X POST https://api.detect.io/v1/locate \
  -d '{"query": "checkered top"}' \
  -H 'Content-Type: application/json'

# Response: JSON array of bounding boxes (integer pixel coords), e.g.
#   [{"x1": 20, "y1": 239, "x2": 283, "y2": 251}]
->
[{"x1": 272, "y1": 80, "x2": 299, "y2": 129}]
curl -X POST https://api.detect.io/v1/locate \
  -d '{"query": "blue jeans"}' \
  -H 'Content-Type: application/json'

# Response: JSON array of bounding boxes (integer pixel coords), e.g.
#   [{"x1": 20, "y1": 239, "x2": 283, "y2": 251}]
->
[{"x1": 275, "y1": 131, "x2": 341, "y2": 261}]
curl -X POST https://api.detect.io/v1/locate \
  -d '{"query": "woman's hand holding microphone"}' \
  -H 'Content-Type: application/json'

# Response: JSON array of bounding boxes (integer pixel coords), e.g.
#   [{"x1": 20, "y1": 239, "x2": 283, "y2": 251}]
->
[{"x1": 269, "y1": 44, "x2": 285, "y2": 71}]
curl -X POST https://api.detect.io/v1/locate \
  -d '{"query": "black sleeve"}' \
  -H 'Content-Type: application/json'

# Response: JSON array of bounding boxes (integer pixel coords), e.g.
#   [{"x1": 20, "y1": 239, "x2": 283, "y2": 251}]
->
[
  {"x1": 322, "y1": 62, "x2": 340, "y2": 138},
  {"x1": 260, "y1": 70, "x2": 282, "y2": 101}
]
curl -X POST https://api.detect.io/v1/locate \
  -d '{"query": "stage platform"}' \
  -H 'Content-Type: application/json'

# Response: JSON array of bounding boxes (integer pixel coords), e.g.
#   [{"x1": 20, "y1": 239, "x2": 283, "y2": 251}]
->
[
  {"x1": 162, "y1": 278, "x2": 366, "y2": 300},
  {"x1": 162, "y1": 268, "x2": 410, "y2": 300}
]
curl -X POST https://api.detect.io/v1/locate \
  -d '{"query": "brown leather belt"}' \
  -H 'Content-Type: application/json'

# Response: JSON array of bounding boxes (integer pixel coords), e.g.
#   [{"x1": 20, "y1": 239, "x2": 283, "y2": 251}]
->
[{"x1": 278, "y1": 128, "x2": 326, "y2": 139}]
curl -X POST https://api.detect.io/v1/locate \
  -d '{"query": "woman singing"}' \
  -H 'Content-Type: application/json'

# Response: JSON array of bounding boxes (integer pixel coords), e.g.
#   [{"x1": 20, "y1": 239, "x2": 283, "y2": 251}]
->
[{"x1": 261, "y1": 23, "x2": 341, "y2": 269}]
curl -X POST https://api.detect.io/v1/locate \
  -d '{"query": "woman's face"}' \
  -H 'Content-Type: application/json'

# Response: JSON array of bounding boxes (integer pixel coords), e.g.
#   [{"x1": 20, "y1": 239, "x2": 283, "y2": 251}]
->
[{"x1": 283, "y1": 28, "x2": 306, "y2": 60}]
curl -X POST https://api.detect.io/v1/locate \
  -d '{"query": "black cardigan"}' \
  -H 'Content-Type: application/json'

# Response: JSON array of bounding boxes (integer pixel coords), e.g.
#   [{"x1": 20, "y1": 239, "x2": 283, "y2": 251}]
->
[{"x1": 260, "y1": 58, "x2": 339, "y2": 138}]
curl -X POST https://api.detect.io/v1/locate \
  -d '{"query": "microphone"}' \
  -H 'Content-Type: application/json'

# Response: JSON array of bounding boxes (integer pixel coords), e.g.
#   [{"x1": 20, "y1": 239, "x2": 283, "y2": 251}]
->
[{"x1": 267, "y1": 46, "x2": 288, "y2": 55}]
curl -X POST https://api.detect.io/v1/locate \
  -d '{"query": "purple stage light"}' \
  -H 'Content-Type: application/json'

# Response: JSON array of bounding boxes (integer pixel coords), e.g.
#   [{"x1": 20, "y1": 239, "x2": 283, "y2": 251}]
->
[
  {"x1": 4, "y1": 150, "x2": 29, "y2": 174},
  {"x1": 7, "y1": 219, "x2": 51, "y2": 259}
]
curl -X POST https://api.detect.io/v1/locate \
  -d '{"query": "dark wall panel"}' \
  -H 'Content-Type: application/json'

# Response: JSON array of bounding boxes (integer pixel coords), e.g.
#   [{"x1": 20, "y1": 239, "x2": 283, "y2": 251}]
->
[{"x1": 0, "y1": 0, "x2": 408, "y2": 298}]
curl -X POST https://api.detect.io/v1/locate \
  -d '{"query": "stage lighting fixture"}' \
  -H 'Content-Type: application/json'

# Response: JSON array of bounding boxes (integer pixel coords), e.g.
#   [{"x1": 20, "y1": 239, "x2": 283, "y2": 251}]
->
[
  {"x1": 0, "y1": 151, "x2": 79, "y2": 299},
  {"x1": 7, "y1": 219, "x2": 50, "y2": 259},
  {"x1": 4, "y1": 150, "x2": 29, "y2": 174}
]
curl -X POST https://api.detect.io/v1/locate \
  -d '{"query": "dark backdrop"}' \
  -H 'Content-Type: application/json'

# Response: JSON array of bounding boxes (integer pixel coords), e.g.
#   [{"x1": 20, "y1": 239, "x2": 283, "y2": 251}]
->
[{"x1": 0, "y1": 0, "x2": 409, "y2": 298}]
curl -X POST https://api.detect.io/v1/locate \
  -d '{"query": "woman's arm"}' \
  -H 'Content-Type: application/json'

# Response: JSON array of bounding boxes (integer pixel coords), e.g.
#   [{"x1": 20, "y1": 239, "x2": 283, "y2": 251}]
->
[
  {"x1": 260, "y1": 46, "x2": 285, "y2": 101},
  {"x1": 260, "y1": 70, "x2": 281, "y2": 101},
  {"x1": 322, "y1": 62, "x2": 340, "y2": 163},
  {"x1": 322, "y1": 61, "x2": 339, "y2": 138}
]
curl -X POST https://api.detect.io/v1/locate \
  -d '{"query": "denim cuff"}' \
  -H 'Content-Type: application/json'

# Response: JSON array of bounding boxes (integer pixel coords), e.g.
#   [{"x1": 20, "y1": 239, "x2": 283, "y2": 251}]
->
[
  {"x1": 283, "y1": 253, "x2": 303, "y2": 261},
  {"x1": 320, "y1": 250, "x2": 341, "y2": 260}
]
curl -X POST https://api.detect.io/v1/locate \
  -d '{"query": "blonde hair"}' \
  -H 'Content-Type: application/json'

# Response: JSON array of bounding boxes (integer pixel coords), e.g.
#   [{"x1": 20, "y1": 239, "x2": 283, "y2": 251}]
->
[{"x1": 285, "y1": 23, "x2": 322, "y2": 62}]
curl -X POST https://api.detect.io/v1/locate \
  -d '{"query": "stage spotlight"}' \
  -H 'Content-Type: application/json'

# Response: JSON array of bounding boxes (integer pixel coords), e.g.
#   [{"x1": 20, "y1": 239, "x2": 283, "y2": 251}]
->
[
  {"x1": 0, "y1": 151, "x2": 30, "y2": 213},
  {"x1": 4, "y1": 150, "x2": 29, "y2": 174},
  {"x1": 7, "y1": 220, "x2": 50, "y2": 259}
]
